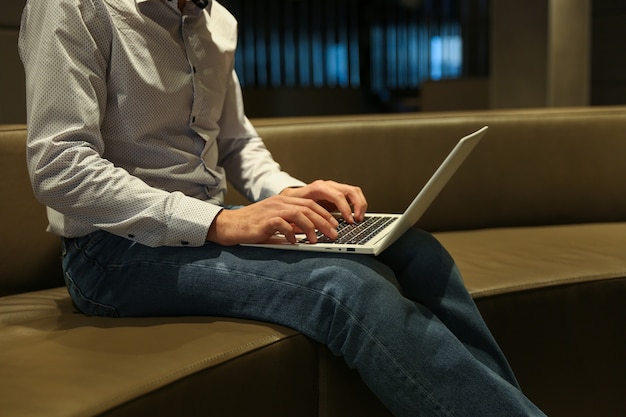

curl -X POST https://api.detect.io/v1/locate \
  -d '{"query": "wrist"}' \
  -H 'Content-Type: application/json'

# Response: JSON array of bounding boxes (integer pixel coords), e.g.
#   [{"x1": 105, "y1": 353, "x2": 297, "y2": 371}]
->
[
  {"x1": 279, "y1": 186, "x2": 302, "y2": 197},
  {"x1": 206, "y1": 208, "x2": 225, "y2": 243}
]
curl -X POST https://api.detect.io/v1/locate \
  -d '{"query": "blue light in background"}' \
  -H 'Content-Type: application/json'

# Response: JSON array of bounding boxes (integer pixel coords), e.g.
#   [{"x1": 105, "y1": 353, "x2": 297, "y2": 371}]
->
[{"x1": 430, "y1": 34, "x2": 463, "y2": 81}]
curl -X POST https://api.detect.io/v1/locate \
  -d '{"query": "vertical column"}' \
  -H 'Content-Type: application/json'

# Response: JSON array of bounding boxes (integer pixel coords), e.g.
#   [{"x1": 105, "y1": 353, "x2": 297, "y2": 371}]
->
[
  {"x1": 547, "y1": 0, "x2": 591, "y2": 106},
  {"x1": 490, "y1": 0, "x2": 549, "y2": 108},
  {"x1": 490, "y1": 0, "x2": 591, "y2": 108}
]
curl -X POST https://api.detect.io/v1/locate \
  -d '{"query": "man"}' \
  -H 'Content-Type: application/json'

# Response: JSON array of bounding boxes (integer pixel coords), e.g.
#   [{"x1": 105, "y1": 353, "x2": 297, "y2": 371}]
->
[{"x1": 19, "y1": 0, "x2": 546, "y2": 415}]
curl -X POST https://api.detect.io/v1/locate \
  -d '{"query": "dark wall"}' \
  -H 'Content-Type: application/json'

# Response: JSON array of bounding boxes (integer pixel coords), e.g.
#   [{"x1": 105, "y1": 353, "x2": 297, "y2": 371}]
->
[{"x1": 591, "y1": 0, "x2": 626, "y2": 105}]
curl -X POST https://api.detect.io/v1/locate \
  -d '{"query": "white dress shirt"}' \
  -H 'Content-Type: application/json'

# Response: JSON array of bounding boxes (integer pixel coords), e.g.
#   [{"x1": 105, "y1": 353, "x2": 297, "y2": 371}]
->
[{"x1": 19, "y1": 0, "x2": 305, "y2": 247}]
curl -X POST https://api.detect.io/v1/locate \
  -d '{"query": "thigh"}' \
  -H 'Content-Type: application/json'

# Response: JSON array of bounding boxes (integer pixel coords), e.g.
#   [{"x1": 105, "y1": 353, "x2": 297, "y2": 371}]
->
[{"x1": 62, "y1": 231, "x2": 401, "y2": 331}]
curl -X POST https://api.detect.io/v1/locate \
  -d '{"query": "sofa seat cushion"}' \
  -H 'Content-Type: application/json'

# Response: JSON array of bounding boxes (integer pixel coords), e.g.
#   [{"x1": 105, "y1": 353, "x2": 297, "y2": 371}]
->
[
  {"x1": 0, "y1": 288, "x2": 318, "y2": 417},
  {"x1": 434, "y1": 222, "x2": 626, "y2": 297}
]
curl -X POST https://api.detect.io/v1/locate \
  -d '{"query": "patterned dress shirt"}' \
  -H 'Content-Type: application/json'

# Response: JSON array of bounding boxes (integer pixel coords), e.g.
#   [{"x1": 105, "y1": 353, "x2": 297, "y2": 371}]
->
[{"x1": 19, "y1": 0, "x2": 304, "y2": 247}]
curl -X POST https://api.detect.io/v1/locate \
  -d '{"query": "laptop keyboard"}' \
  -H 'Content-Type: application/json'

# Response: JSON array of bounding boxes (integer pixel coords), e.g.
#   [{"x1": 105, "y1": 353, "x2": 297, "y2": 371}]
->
[{"x1": 313, "y1": 216, "x2": 397, "y2": 245}]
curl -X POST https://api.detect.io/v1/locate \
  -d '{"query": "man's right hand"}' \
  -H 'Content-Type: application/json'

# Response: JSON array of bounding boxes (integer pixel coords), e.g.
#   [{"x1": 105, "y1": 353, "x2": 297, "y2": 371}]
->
[{"x1": 206, "y1": 195, "x2": 339, "y2": 246}]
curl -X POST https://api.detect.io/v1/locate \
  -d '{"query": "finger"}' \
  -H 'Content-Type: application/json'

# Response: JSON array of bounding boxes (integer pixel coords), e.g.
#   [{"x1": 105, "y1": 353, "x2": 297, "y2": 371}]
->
[
  {"x1": 280, "y1": 195, "x2": 338, "y2": 230},
  {"x1": 269, "y1": 217, "x2": 299, "y2": 244},
  {"x1": 324, "y1": 182, "x2": 364, "y2": 223},
  {"x1": 309, "y1": 182, "x2": 353, "y2": 224},
  {"x1": 281, "y1": 182, "x2": 349, "y2": 225},
  {"x1": 279, "y1": 202, "x2": 338, "y2": 243},
  {"x1": 265, "y1": 204, "x2": 317, "y2": 243},
  {"x1": 345, "y1": 186, "x2": 368, "y2": 222},
  {"x1": 296, "y1": 207, "x2": 339, "y2": 242}
]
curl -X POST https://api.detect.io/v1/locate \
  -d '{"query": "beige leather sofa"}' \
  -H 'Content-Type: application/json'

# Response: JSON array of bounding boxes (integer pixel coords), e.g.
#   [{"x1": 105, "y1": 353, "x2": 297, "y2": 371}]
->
[{"x1": 2, "y1": 107, "x2": 625, "y2": 417}]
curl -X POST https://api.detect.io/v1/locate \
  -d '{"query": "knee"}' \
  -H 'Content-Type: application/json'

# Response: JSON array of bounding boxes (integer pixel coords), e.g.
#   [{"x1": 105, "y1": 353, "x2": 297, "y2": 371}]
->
[
  {"x1": 381, "y1": 228, "x2": 462, "y2": 290},
  {"x1": 404, "y1": 228, "x2": 445, "y2": 251},
  {"x1": 308, "y1": 263, "x2": 403, "y2": 349},
  {"x1": 393, "y1": 228, "x2": 453, "y2": 264}
]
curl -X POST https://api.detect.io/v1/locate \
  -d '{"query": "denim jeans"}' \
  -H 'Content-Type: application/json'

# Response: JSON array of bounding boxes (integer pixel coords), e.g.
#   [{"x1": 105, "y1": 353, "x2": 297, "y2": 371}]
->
[{"x1": 62, "y1": 228, "x2": 546, "y2": 417}]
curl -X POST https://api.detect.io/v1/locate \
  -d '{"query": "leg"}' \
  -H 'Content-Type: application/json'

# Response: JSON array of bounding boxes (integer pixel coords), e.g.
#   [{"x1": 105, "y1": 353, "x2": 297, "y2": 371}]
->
[
  {"x1": 378, "y1": 228, "x2": 520, "y2": 387},
  {"x1": 62, "y1": 231, "x2": 545, "y2": 417}
]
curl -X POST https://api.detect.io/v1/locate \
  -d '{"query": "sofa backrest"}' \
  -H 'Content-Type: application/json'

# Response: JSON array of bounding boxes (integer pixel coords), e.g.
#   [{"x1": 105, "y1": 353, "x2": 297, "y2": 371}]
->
[
  {"x1": 0, "y1": 1, "x2": 27, "y2": 124},
  {"x1": 2, "y1": 106, "x2": 626, "y2": 295},
  {"x1": 233, "y1": 106, "x2": 626, "y2": 232},
  {"x1": 0, "y1": 125, "x2": 63, "y2": 296}
]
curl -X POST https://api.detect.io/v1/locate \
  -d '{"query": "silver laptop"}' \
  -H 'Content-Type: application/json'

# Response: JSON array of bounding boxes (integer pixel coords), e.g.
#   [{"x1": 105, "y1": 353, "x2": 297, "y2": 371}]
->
[{"x1": 244, "y1": 126, "x2": 488, "y2": 256}]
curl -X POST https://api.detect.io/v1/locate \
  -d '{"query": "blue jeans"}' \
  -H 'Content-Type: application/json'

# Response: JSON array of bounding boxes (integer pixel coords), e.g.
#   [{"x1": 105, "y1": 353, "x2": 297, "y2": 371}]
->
[{"x1": 62, "y1": 228, "x2": 546, "y2": 417}]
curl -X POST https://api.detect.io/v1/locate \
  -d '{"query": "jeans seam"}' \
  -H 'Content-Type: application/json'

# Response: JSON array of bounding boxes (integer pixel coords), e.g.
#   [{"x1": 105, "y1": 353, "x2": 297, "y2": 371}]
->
[{"x1": 65, "y1": 271, "x2": 120, "y2": 317}]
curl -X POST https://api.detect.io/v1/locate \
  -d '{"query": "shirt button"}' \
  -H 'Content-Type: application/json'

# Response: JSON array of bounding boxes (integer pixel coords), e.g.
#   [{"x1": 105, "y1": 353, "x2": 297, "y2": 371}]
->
[
  {"x1": 128, "y1": 234, "x2": 135, "y2": 239},
  {"x1": 181, "y1": 241, "x2": 189, "y2": 246},
  {"x1": 191, "y1": 116, "x2": 196, "y2": 123}
]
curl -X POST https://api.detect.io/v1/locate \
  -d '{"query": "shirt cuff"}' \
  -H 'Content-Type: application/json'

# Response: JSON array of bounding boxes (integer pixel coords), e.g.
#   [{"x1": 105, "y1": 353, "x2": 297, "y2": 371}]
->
[{"x1": 164, "y1": 194, "x2": 223, "y2": 247}]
